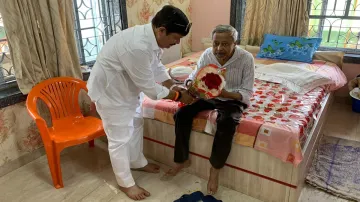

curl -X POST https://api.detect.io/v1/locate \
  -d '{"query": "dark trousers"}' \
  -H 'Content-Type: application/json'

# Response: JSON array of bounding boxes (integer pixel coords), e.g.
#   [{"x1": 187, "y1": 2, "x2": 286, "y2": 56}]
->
[{"x1": 173, "y1": 99, "x2": 246, "y2": 169}]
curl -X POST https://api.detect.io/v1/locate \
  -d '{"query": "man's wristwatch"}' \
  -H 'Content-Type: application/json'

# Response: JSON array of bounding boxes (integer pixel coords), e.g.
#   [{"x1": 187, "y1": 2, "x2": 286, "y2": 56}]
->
[{"x1": 185, "y1": 80, "x2": 192, "y2": 88}]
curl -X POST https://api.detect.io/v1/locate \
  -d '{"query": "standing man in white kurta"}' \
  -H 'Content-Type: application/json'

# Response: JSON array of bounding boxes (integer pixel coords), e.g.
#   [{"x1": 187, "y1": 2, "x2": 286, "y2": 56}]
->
[{"x1": 86, "y1": 5, "x2": 194, "y2": 201}]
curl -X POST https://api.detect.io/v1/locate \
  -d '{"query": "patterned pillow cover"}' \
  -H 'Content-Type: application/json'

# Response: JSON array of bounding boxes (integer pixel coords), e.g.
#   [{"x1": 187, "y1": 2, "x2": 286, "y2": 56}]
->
[{"x1": 257, "y1": 34, "x2": 322, "y2": 63}]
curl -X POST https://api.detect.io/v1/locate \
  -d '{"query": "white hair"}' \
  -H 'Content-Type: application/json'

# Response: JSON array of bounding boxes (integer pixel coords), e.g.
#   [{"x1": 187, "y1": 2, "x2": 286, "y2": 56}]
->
[{"x1": 211, "y1": 25, "x2": 238, "y2": 42}]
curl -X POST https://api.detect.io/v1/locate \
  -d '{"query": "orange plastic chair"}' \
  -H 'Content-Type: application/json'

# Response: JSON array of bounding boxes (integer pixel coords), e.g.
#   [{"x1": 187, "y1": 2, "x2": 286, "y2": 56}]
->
[{"x1": 26, "y1": 77, "x2": 105, "y2": 189}]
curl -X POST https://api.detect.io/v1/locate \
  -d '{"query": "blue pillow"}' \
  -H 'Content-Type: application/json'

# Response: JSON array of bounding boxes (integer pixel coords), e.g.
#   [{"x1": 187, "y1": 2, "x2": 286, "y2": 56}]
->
[{"x1": 256, "y1": 34, "x2": 322, "y2": 63}]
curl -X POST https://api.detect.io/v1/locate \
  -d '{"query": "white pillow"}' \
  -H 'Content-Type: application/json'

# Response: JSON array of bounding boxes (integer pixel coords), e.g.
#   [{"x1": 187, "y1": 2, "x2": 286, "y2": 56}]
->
[
  {"x1": 255, "y1": 63, "x2": 333, "y2": 93},
  {"x1": 168, "y1": 66, "x2": 193, "y2": 82}
]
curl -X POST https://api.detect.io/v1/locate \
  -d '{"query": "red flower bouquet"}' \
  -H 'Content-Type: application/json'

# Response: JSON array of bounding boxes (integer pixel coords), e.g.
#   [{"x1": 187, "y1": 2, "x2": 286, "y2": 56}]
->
[{"x1": 189, "y1": 64, "x2": 226, "y2": 99}]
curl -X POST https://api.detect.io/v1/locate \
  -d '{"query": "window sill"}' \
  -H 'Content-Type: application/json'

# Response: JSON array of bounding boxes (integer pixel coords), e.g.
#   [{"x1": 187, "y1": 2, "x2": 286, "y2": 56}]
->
[
  {"x1": 344, "y1": 54, "x2": 360, "y2": 64},
  {"x1": 0, "y1": 86, "x2": 27, "y2": 109},
  {"x1": 0, "y1": 71, "x2": 91, "y2": 109}
]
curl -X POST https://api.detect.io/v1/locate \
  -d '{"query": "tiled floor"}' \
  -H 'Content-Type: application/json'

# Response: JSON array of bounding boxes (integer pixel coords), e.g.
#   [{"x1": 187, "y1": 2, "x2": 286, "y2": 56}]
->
[
  {"x1": 324, "y1": 98, "x2": 360, "y2": 142},
  {"x1": 0, "y1": 100, "x2": 357, "y2": 202},
  {"x1": 0, "y1": 142, "x2": 262, "y2": 202}
]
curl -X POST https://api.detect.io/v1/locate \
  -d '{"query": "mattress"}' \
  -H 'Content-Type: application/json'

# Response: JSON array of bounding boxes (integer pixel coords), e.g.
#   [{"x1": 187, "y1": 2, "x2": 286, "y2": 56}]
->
[{"x1": 142, "y1": 51, "x2": 346, "y2": 166}]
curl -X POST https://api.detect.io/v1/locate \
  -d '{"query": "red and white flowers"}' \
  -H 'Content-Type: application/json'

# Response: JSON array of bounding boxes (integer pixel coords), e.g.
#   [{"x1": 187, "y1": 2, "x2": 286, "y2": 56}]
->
[{"x1": 190, "y1": 64, "x2": 226, "y2": 99}]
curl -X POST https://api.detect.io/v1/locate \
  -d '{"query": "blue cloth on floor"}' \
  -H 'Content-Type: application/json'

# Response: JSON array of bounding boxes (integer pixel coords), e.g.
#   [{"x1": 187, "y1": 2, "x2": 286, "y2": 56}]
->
[{"x1": 174, "y1": 191, "x2": 222, "y2": 202}]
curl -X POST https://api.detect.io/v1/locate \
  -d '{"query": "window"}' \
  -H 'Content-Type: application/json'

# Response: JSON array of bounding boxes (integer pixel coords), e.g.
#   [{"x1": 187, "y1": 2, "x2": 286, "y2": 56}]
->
[
  {"x1": 73, "y1": 0, "x2": 128, "y2": 66},
  {"x1": 308, "y1": 0, "x2": 360, "y2": 54},
  {"x1": 0, "y1": 14, "x2": 15, "y2": 90},
  {"x1": 0, "y1": 0, "x2": 127, "y2": 91}
]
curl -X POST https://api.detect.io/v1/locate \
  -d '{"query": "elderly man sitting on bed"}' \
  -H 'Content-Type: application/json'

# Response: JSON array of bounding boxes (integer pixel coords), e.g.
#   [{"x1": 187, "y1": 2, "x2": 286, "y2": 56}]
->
[{"x1": 165, "y1": 25, "x2": 255, "y2": 194}]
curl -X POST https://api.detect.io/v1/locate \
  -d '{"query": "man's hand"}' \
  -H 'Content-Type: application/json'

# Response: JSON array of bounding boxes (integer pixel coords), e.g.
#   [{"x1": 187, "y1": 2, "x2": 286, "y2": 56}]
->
[
  {"x1": 348, "y1": 77, "x2": 360, "y2": 91},
  {"x1": 172, "y1": 85, "x2": 186, "y2": 91},
  {"x1": 179, "y1": 90, "x2": 195, "y2": 105},
  {"x1": 184, "y1": 80, "x2": 198, "y2": 98},
  {"x1": 187, "y1": 86, "x2": 198, "y2": 98}
]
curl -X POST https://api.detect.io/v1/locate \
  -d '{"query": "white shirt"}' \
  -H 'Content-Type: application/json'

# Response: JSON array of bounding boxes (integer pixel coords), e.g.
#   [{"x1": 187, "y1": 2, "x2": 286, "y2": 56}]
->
[
  {"x1": 185, "y1": 47, "x2": 255, "y2": 106},
  {"x1": 87, "y1": 23, "x2": 171, "y2": 109}
]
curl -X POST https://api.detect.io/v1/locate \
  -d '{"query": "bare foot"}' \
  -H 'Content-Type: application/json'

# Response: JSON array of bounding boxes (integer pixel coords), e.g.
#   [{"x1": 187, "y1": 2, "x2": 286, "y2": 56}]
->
[
  {"x1": 167, "y1": 160, "x2": 191, "y2": 176},
  {"x1": 132, "y1": 163, "x2": 160, "y2": 173},
  {"x1": 207, "y1": 167, "x2": 220, "y2": 195},
  {"x1": 119, "y1": 185, "x2": 150, "y2": 201},
  {"x1": 160, "y1": 160, "x2": 190, "y2": 181}
]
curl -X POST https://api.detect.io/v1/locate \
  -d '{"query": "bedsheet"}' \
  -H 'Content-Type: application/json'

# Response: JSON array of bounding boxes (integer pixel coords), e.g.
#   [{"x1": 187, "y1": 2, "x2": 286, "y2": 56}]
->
[{"x1": 142, "y1": 51, "x2": 346, "y2": 166}]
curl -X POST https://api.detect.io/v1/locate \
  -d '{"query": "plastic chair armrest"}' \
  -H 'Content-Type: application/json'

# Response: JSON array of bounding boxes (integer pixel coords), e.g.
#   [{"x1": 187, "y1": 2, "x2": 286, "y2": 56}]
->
[{"x1": 28, "y1": 110, "x2": 51, "y2": 142}]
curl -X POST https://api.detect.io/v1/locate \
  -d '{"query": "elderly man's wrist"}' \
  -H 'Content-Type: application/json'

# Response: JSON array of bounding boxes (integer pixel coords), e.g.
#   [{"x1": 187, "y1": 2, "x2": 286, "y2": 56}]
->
[
  {"x1": 225, "y1": 91, "x2": 243, "y2": 100},
  {"x1": 220, "y1": 90, "x2": 233, "y2": 99}
]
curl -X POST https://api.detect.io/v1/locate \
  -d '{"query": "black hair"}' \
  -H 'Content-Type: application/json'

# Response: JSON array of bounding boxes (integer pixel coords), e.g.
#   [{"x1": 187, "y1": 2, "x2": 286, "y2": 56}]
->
[{"x1": 151, "y1": 5, "x2": 191, "y2": 36}]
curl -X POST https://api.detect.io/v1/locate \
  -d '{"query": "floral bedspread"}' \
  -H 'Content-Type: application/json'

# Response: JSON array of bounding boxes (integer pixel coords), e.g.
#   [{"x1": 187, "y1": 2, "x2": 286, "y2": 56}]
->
[{"x1": 142, "y1": 51, "x2": 346, "y2": 166}]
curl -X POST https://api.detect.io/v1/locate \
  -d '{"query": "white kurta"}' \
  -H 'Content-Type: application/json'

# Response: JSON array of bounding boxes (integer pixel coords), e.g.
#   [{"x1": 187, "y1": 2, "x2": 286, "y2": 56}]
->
[{"x1": 87, "y1": 23, "x2": 171, "y2": 188}]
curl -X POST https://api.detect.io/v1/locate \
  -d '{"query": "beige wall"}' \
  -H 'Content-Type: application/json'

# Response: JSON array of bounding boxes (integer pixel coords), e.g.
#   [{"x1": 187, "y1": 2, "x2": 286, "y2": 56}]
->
[
  {"x1": 191, "y1": 0, "x2": 231, "y2": 51},
  {"x1": 126, "y1": 0, "x2": 192, "y2": 55}
]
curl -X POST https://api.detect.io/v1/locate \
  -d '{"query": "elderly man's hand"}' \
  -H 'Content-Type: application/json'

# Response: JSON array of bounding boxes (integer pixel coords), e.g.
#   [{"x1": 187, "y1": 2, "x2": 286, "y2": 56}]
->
[
  {"x1": 348, "y1": 77, "x2": 360, "y2": 91},
  {"x1": 187, "y1": 86, "x2": 198, "y2": 98},
  {"x1": 219, "y1": 89, "x2": 229, "y2": 97},
  {"x1": 179, "y1": 90, "x2": 196, "y2": 105},
  {"x1": 219, "y1": 89, "x2": 243, "y2": 100}
]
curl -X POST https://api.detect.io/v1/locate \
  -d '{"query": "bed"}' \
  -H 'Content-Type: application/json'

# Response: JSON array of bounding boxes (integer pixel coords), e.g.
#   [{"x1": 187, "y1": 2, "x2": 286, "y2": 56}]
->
[{"x1": 141, "y1": 49, "x2": 347, "y2": 202}]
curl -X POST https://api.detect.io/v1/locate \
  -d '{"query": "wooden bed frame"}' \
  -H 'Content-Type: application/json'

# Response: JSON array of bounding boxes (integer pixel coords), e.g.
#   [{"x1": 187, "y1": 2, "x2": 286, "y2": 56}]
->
[{"x1": 142, "y1": 92, "x2": 334, "y2": 202}]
